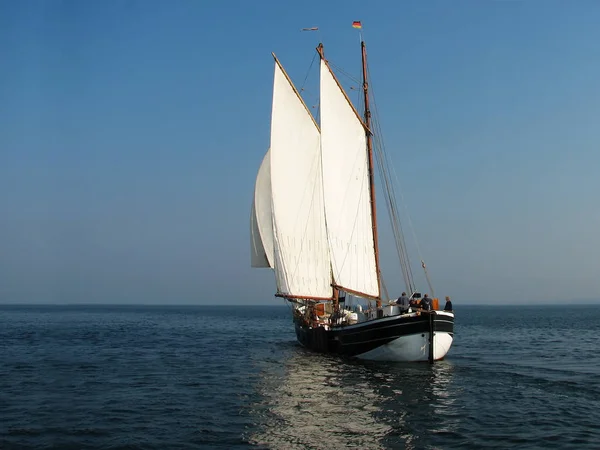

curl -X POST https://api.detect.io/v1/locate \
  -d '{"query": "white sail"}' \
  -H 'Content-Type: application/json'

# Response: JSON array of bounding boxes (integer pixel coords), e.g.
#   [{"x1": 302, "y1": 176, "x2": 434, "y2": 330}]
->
[
  {"x1": 319, "y1": 59, "x2": 379, "y2": 298},
  {"x1": 250, "y1": 149, "x2": 274, "y2": 268},
  {"x1": 269, "y1": 59, "x2": 332, "y2": 299}
]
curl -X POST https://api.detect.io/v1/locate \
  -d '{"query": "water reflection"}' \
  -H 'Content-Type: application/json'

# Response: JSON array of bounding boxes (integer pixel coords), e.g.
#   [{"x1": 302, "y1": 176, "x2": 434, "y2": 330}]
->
[{"x1": 247, "y1": 344, "x2": 458, "y2": 449}]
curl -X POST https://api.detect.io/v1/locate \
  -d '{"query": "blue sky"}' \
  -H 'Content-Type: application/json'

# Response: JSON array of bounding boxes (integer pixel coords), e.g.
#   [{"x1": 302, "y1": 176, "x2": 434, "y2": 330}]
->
[{"x1": 1, "y1": 0, "x2": 599, "y2": 305}]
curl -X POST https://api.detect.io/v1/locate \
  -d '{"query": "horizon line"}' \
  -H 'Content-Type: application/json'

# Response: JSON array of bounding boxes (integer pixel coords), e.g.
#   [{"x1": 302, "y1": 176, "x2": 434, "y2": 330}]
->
[{"x1": 1, "y1": 301, "x2": 599, "y2": 307}]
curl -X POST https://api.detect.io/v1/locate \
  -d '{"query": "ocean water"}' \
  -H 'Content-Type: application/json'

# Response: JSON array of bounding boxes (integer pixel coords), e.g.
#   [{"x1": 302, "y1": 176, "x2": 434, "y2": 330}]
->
[{"x1": 0, "y1": 304, "x2": 598, "y2": 450}]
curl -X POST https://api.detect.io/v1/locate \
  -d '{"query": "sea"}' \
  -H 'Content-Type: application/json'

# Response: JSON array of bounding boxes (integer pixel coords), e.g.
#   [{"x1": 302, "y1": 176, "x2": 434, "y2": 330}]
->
[{"x1": 1, "y1": 304, "x2": 598, "y2": 450}]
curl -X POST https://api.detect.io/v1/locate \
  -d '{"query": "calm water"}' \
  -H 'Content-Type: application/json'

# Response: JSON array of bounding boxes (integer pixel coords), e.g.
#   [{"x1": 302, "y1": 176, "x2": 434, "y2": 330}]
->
[{"x1": 1, "y1": 304, "x2": 598, "y2": 449}]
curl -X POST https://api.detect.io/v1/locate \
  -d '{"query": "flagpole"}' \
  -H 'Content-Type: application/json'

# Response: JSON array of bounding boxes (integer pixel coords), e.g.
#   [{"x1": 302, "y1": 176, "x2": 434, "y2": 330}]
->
[{"x1": 352, "y1": 21, "x2": 363, "y2": 44}]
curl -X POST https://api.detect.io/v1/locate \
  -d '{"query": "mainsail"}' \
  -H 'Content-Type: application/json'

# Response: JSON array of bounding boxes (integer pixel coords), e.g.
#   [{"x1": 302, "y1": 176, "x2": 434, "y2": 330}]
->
[
  {"x1": 319, "y1": 58, "x2": 379, "y2": 299},
  {"x1": 268, "y1": 58, "x2": 333, "y2": 299},
  {"x1": 250, "y1": 52, "x2": 380, "y2": 300},
  {"x1": 250, "y1": 149, "x2": 274, "y2": 268}
]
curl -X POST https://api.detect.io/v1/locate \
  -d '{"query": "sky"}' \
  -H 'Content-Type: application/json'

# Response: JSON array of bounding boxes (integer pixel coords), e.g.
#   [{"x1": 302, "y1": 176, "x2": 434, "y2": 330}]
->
[{"x1": 1, "y1": 0, "x2": 599, "y2": 305}]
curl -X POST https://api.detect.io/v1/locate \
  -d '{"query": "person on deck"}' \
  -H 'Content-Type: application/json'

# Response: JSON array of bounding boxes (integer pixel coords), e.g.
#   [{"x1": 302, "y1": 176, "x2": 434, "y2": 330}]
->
[
  {"x1": 420, "y1": 294, "x2": 432, "y2": 311},
  {"x1": 395, "y1": 292, "x2": 410, "y2": 313},
  {"x1": 444, "y1": 296, "x2": 453, "y2": 311}
]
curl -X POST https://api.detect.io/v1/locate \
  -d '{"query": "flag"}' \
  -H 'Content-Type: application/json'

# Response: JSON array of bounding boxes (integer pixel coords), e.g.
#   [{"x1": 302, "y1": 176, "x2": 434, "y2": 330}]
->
[
  {"x1": 301, "y1": 27, "x2": 319, "y2": 31},
  {"x1": 352, "y1": 21, "x2": 362, "y2": 29}
]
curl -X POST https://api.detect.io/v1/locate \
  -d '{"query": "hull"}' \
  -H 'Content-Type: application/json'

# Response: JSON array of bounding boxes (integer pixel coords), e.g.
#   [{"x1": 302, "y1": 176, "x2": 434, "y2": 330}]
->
[{"x1": 294, "y1": 310, "x2": 454, "y2": 362}]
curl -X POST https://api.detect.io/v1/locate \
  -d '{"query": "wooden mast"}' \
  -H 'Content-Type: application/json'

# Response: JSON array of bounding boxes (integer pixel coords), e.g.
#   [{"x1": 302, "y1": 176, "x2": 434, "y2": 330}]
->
[
  {"x1": 316, "y1": 43, "x2": 340, "y2": 314},
  {"x1": 361, "y1": 40, "x2": 383, "y2": 309},
  {"x1": 317, "y1": 41, "x2": 382, "y2": 307},
  {"x1": 271, "y1": 51, "x2": 335, "y2": 303}
]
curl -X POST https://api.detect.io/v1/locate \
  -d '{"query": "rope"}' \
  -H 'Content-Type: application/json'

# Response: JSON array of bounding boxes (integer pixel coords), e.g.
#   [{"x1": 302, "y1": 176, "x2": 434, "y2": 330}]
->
[
  {"x1": 368, "y1": 66, "x2": 436, "y2": 296},
  {"x1": 298, "y1": 52, "x2": 319, "y2": 112},
  {"x1": 300, "y1": 52, "x2": 317, "y2": 91},
  {"x1": 380, "y1": 277, "x2": 390, "y2": 302},
  {"x1": 422, "y1": 260, "x2": 435, "y2": 298},
  {"x1": 366, "y1": 62, "x2": 428, "y2": 296},
  {"x1": 284, "y1": 150, "x2": 328, "y2": 296},
  {"x1": 328, "y1": 60, "x2": 361, "y2": 85}
]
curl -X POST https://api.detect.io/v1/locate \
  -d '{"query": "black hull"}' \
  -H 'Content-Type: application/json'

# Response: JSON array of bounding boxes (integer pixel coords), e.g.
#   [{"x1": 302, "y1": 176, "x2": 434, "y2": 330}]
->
[{"x1": 294, "y1": 311, "x2": 454, "y2": 362}]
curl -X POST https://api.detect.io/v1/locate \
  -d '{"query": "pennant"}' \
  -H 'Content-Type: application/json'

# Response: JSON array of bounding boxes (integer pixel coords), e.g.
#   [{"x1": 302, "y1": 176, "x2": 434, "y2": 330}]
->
[{"x1": 352, "y1": 21, "x2": 362, "y2": 29}]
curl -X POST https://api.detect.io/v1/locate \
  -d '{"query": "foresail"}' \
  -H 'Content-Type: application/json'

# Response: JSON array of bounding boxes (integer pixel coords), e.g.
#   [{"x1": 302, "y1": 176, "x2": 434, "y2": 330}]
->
[
  {"x1": 250, "y1": 149, "x2": 274, "y2": 268},
  {"x1": 269, "y1": 58, "x2": 332, "y2": 299},
  {"x1": 319, "y1": 59, "x2": 379, "y2": 299},
  {"x1": 250, "y1": 202, "x2": 270, "y2": 267}
]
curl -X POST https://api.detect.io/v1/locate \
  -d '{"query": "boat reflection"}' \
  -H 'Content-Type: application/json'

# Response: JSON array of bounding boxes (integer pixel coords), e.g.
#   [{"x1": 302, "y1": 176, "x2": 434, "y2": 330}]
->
[{"x1": 247, "y1": 345, "x2": 458, "y2": 449}]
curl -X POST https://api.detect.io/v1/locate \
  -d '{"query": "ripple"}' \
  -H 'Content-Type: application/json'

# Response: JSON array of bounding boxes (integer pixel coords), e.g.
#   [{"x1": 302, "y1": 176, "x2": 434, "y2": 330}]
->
[{"x1": 1, "y1": 304, "x2": 599, "y2": 449}]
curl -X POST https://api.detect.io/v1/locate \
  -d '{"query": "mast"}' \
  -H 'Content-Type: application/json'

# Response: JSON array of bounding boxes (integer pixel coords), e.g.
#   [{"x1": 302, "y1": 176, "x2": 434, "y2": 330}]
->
[
  {"x1": 269, "y1": 51, "x2": 334, "y2": 302},
  {"x1": 317, "y1": 42, "x2": 381, "y2": 303},
  {"x1": 316, "y1": 43, "x2": 340, "y2": 313},
  {"x1": 361, "y1": 41, "x2": 383, "y2": 308}
]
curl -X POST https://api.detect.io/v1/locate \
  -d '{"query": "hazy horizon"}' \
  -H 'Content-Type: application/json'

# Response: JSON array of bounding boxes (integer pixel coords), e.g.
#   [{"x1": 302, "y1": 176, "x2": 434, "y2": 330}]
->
[
  {"x1": 1, "y1": 300, "x2": 600, "y2": 307},
  {"x1": 1, "y1": 1, "x2": 599, "y2": 306}
]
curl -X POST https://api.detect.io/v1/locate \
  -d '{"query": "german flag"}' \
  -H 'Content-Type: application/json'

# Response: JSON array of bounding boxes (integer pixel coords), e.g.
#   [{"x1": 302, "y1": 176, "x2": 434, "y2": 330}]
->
[{"x1": 352, "y1": 21, "x2": 362, "y2": 29}]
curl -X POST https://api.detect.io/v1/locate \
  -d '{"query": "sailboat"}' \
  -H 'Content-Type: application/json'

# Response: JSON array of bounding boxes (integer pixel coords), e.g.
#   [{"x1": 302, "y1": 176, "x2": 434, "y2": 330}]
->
[{"x1": 250, "y1": 34, "x2": 454, "y2": 362}]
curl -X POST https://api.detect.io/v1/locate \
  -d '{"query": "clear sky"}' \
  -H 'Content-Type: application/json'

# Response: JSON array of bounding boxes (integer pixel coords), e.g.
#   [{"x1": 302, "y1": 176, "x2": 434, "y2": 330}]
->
[{"x1": 1, "y1": 0, "x2": 599, "y2": 305}]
